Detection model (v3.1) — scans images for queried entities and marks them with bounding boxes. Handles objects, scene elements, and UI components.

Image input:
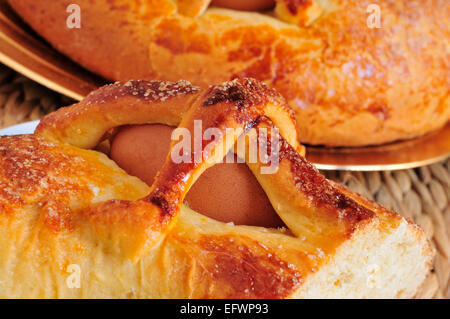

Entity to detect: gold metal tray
[0,0,104,100]
[0,1,448,171]
[307,124,450,171]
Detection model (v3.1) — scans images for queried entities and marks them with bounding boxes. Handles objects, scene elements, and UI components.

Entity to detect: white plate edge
[0,120,40,136]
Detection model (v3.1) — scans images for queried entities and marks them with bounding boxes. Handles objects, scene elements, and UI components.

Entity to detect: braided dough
[109,124,286,227]
[0,78,432,298]
[9,0,450,146]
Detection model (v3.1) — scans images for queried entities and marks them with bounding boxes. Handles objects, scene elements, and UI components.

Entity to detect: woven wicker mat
[0,63,449,299]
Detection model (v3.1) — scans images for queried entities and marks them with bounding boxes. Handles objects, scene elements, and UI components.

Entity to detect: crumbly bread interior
[0,79,433,298]
[298,218,431,298]
[0,137,431,298]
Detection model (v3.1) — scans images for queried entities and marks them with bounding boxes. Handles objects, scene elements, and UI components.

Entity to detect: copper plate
[0,1,448,171]
[306,124,450,171]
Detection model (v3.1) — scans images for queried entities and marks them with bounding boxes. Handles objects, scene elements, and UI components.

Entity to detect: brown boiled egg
[211,0,276,11]
[110,124,284,228]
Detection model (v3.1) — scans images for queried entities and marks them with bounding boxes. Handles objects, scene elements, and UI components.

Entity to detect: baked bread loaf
[0,78,432,298]
[108,123,288,228]
[8,0,450,146]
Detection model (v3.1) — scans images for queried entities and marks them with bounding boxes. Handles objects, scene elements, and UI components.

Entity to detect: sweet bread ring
[0,78,432,298]
[36,79,300,152]
[8,0,450,146]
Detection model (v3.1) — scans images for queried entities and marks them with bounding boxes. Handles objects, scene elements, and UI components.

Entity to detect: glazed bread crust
[0,79,432,298]
[9,0,450,146]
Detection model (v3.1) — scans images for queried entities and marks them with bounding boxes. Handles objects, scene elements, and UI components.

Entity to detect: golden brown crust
[1,79,433,298]
[36,80,202,148]
[178,0,211,17]
[170,233,304,298]
[9,0,450,146]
